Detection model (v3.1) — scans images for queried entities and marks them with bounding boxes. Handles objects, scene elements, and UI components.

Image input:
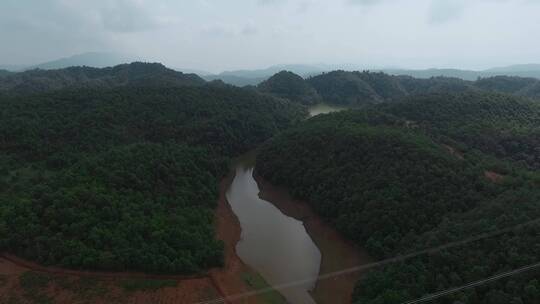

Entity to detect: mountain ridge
[0,62,206,94]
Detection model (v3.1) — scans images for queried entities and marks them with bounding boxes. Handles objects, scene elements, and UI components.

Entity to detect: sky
[0,0,539,73]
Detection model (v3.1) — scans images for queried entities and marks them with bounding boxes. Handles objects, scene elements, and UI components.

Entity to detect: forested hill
[309,71,540,106]
[0,86,306,273]
[377,92,540,169]
[307,70,410,104]
[0,69,11,77]
[256,70,540,106]
[0,62,206,94]
[476,76,540,98]
[256,92,540,303]
[257,70,322,105]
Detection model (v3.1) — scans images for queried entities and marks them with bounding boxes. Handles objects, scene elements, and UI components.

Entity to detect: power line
[402,261,540,304]
[194,218,540,304]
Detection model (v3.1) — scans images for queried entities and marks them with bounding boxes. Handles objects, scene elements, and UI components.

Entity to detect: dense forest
[377,93,540,169]
[3,64,540,104]
[0,85,306,273]
[309,70,540,106]
[0,62,206,95]
[257,71,322,105]
[2,62,540,300]
[256,70,540,107]
[256,92,540,303]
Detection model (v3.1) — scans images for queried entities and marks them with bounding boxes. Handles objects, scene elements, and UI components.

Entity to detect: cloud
[347,0,387,6]
[99,0,165,33]
[257,0,285,6]
[200,24,236,37]
[1,0,539,71]
[241,23,259,36]
[295,1,314,14]
[428,0,466,24]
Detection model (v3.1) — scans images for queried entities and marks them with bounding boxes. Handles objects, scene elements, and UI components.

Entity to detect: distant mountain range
[0,52,140,72]
[204,64,540,86]
[203,64,326,86]
[26,52,138,70]
[2,61,540,104]
[2,52,540,87]
[382,65,540,81]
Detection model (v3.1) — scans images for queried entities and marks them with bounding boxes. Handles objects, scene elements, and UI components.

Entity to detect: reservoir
[224,104,367,304]
[226,160,321,304]
[308,103,350,117]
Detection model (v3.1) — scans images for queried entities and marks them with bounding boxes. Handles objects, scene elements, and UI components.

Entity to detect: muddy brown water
[227,160,321,304]
[224,104,367,304]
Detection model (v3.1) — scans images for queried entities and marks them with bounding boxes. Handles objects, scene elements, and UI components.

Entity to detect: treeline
[377,92,540,170]
[257,71,322,105]
[0,62,206,95]
[5,64,540,105]
[0,85,306,273]
[256,91,540,303]
[256,70,540,107]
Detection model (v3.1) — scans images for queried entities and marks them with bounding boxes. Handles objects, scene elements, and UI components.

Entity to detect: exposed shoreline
[255,174,373,304]
[0,154,369,304]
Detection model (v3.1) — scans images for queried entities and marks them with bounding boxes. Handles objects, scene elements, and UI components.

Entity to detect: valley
[2,2,540,303]
[0,63,539,304]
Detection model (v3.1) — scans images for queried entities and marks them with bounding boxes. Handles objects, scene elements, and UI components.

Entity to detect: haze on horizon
[1,0,539,73]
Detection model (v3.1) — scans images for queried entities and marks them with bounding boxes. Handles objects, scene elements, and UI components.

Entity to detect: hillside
[0,62,206,94]
[304,70,540,106]
[306,71,385,105]
[199,63,540,87]
[256,92,540,303]
[0,86,306,273]
[204,64,325,86]
[377,92,540,169]
[257,71,322,105]
[0,69,11,77]
[306,71,479,106]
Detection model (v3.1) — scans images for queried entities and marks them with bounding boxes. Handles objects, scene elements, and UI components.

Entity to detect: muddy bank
[256,175,373,304]
[226,163,320,304]
[0,255,221,304]
[210,173,287,304]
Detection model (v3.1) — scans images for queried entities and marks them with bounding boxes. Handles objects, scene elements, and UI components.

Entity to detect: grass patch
[119,278,178,292]
[19,271,50,291]
[19,271,53,304]
[52,276,108,299]
[241,272,287,304]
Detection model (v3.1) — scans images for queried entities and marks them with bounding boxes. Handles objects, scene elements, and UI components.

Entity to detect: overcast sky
[1,0,539,72]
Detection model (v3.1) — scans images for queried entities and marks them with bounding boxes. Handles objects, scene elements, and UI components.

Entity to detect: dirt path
[0,255,220,304]
[484,170,505,183]
[256,175,373,304]
[0,253,208,281]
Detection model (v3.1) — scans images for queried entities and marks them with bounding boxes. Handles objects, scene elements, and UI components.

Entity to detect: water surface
[226,162,321,304]
[308,103,350,117]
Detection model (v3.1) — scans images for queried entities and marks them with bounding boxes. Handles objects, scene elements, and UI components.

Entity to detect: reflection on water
[308,103,350,117]
[226,163,321,304]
